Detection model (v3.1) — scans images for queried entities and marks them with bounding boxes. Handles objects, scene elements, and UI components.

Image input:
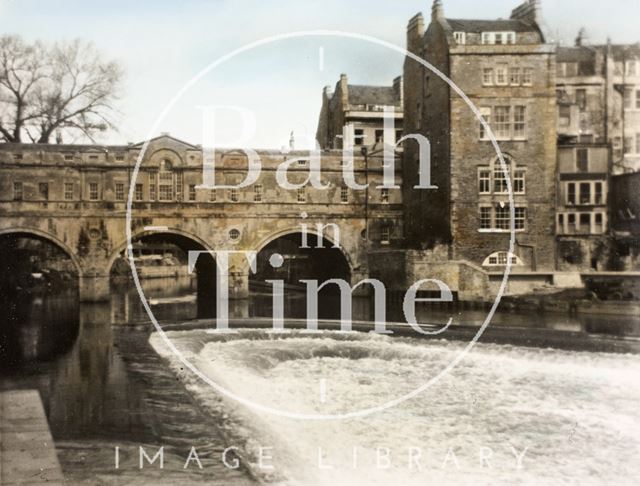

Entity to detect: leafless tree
[0,35,123,143]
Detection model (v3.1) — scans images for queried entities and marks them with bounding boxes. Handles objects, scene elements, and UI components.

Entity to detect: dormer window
[481,31,516,45]
[453,32,466,45]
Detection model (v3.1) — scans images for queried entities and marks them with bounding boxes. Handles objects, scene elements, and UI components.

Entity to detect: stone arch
[253,226,356,272]
[108,227,218,318]
[0,227,83,277]
[108,227,215,272]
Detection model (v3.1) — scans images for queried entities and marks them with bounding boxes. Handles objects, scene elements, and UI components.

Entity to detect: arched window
[478,156,526,195]
[158,159,174,201]
[482,251,524,267]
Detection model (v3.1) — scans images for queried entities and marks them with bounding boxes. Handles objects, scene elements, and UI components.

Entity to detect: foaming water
[150,329,640,485]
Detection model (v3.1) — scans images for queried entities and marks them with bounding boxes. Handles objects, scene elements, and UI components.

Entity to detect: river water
[2,277,640,485]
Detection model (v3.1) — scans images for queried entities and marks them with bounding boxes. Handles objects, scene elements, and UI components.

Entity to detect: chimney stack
[575,28,588,47]
[432,0,444,22]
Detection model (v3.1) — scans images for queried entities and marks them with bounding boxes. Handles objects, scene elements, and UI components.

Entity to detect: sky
[2,0,639,149]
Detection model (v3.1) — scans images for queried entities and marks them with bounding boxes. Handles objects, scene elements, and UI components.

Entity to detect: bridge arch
[108,227,218,319]
[0,227,83,277]
[108,227,215,272]
[253,226,356,272]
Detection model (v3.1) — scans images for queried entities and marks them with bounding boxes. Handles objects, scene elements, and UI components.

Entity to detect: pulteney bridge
[0,135,404,304]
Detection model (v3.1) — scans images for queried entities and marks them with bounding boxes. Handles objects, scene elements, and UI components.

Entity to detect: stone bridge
[0,135,404,302]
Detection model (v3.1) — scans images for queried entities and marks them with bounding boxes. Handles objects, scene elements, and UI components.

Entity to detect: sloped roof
[347,85,400,106]
[446,18,537,33]
[557,46,597,75]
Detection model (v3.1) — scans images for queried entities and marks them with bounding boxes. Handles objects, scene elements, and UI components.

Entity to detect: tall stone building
[402,0,557,271]
[315,74,404,150]
[556,33,640,174]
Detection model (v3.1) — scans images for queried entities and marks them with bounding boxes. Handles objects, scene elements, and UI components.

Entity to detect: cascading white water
[150,329,640,485]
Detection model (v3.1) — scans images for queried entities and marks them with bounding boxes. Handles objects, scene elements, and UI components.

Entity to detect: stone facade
[403,0,557,272]
[0,135,404,301]
[315,74,404,150]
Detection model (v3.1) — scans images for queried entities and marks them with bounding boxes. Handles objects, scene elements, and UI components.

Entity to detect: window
[149,172,157,201]
[39,182,49,200]
[229,188,239,202]
[340,185,349,203]
[64,182,74,200]
[229,229,241,241]
[568,213,576,227]
[64,153,73,161]
[513,106,526,138]
[594,213,605,233]
[297,159,308,166]
[495,65,508,86]
[594,182,603,204]
[381,188,389,203]
[479,170,491,194]
[567,182,576,205]
[624,89,632,109]
[479,107,491,139]
[494,161,510,194]
[495,204,510,230]
[493,106,511,138]
[479,205,526,232]
[158,164,173,201]
[514,207,527,230]
[577,148,589,172]
[135,184,143,201]
[254,184,263,202]
[380,225,391,244]
[627,60,637,76]
[522,68,533,86]
[579,182,591,205]
[559,105,571,127]
[453,31,466,44]
[13,153,23,160]
[87,182,97,201]
[115,183,125,201]
[483,252,523,267]
[482,68,493,86]
[513,170,526,194]
[575,89,587,112]
[509,68,521,85]
[188,185,196,201]
[481,31,515,45]
[354,129,364,146]
[579,213,591,232]
[13,182,23,201]
[210,189,217,202]
[636,90,640,109]
[175,171,183,201]
[480,207,491,229]
[558,213,565,233]
[625,137,633,154]
[375,129,384,143]
[115,154,125,161]
[613,137,623,159]
[297,187,306,203]
[89,155,98,160]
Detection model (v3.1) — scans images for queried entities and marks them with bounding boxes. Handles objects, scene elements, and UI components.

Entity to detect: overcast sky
[2,0,639,148]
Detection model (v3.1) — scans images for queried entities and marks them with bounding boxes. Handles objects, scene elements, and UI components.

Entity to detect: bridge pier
[79,274,111,302]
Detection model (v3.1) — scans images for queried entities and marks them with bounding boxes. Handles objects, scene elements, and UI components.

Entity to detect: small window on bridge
[88,183,98,201]
[297,187,306,203]
[340,185,349,203]
[64,183,74,200]
[13,182,23,201]
[229,188,239,202]
[254,184,263,202]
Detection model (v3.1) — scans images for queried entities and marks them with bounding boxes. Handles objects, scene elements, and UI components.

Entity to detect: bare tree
[0,35,123,143]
